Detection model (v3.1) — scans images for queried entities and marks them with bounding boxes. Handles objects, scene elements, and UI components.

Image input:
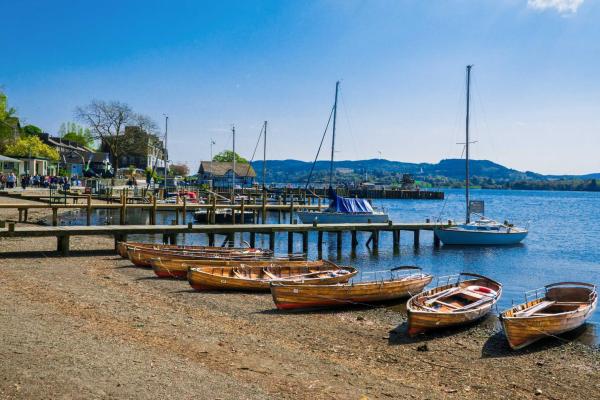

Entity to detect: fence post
[120,193,126,225]
[52,207,58,226]
[182,196,187,225]
[240,198,245,224]
[86,194,92,226]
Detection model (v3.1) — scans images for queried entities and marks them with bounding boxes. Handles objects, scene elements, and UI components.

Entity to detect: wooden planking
[187,262,357,292]
[0,222,446,238]
[270,274,433,310]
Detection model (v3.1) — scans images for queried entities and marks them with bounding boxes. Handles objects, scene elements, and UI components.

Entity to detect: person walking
[7,172,16,189]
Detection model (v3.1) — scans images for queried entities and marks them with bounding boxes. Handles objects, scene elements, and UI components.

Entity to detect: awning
[0,155,22,163]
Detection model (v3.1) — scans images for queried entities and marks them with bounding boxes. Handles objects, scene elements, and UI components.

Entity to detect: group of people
[0,173,83,190]
[0,172,17,189]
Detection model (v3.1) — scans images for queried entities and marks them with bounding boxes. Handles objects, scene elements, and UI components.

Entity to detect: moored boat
[127,246,277,268]
[407,272,502,336]
[270,266,432,310]
[433,65,527,246]
[117,241,270,259]
[150,257,321,279]
[187,261,357,292]
[500,282,597,350]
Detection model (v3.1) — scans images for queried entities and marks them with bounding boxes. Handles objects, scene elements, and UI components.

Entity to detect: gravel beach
[1,197,599,399]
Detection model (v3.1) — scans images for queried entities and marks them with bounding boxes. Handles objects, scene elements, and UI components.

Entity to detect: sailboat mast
[262,121,267,191]
[232,125,236,196]
[329,81,340,189]
[465,65,472,223]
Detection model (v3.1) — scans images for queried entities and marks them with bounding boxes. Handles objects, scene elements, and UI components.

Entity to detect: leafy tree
[0,91,20,152]
[5,136,59,160]
[170,163,190,176]
[22,124,43,137]
[212,150,248,164]
[59,122,95,148]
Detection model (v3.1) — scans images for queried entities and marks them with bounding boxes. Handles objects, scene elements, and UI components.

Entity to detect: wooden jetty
[0,195,328,226]
[0,222,447,256]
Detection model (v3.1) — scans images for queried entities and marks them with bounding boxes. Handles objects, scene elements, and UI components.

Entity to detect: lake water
[57,188,600,342]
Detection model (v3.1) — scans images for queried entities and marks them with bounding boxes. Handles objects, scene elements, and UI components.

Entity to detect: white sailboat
[297,81,389,224]
[434,66,528,245]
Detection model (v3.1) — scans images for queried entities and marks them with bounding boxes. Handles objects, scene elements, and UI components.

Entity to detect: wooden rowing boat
[187,261,357,292]
[406,272,502,336]
[270,266,433,310]
[150,257,323,279]
[500,282,597,350]
[117,241,271,259]
[127,246,276,268]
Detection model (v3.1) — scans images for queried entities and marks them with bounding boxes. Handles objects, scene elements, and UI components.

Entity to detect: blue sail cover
[328,195,374,213]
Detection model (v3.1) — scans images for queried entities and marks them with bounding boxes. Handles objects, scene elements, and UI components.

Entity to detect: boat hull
[127,247,272,268]
[406,275,502,336]
[271,275,432,310]
[296,211,389,224]
[500,283,597,349]
[150,258,324,279]
[434,228,527,245]
[187,263,357,292]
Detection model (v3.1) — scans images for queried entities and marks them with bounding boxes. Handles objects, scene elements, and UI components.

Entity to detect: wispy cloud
[527,0,584,14]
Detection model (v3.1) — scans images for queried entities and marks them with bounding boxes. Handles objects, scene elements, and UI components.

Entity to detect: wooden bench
[515,300,556,317]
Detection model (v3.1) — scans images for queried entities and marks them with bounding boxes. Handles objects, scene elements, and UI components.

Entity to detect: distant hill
[251,158,600,189]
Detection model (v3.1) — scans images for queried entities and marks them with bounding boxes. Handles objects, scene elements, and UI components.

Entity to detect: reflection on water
[54,189,600,345]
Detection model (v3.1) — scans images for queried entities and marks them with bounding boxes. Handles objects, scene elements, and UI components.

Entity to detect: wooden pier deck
[0,222,446,256]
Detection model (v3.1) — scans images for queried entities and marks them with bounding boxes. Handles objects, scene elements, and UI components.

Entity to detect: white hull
[297,211,389,224]
[434,227,527,245]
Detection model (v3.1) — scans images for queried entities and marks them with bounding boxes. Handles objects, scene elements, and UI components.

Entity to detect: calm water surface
[58,189,600,341]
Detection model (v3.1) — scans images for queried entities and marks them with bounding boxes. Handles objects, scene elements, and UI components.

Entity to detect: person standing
[7,172,16,189]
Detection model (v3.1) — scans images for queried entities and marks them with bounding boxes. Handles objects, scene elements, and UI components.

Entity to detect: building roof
[199,161,256,178]
[0,155,22,163]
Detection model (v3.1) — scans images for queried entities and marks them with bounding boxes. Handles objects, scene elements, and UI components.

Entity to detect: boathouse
[197,161,256,189]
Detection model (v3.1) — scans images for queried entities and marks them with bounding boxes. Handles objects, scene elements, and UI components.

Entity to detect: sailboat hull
[297,211,389,224]
[434,228,527,245]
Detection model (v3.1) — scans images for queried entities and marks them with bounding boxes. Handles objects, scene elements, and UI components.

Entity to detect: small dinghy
[270,266,432,310]
[407,272,502,336]
[187,261,357,292]
[151,257,318,279]
[500,282,597,350]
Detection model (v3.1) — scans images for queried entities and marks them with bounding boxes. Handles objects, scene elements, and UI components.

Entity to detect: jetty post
[86,194,92,226]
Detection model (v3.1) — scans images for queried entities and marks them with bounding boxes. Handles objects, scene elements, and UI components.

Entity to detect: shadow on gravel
[0,249,116,259]
[481,324,591,358]
[387,317,493,346]
[256,304,376,315]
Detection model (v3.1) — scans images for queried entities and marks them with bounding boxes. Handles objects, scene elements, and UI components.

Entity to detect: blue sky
[2,0,599,174]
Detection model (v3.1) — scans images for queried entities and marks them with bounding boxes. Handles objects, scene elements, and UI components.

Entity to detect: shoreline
[1,234,599,399]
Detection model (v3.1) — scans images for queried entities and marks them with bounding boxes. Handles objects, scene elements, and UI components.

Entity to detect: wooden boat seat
[514,300,556,317]
[424,287,460,306]
[458,296,494,311]
[432,299,460,309]
[553,301,587,306]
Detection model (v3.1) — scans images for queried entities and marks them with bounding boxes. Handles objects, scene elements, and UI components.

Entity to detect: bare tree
[75,100,134,171]
[132,113,158,134]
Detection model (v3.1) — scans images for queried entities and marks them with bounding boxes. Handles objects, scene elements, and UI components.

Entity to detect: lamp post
[163,114,168,193]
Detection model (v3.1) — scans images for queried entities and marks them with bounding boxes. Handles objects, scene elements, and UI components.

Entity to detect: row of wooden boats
[119,242,597,350]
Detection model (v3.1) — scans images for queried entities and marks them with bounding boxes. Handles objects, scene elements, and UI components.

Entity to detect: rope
[244,124,265,177]
[305,105,335,190]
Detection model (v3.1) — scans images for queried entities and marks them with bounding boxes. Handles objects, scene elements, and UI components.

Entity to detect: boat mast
[231,124,236,196]
[329,81,340,189]
[465,65,472,223]
[262,121,267,192]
